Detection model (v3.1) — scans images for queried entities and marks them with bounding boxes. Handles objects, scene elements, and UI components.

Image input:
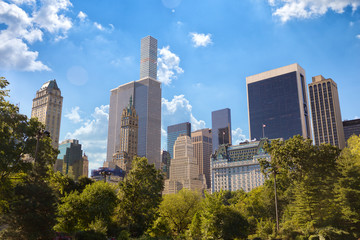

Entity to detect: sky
[1,0,360,172]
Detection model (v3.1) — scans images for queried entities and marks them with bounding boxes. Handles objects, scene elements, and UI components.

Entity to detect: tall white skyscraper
[106,36,161,168]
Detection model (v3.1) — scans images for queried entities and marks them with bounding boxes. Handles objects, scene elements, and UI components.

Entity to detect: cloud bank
[65,105,109,171]
[0,0,73,71]
[157,46,184,85]
[268,0,360,22]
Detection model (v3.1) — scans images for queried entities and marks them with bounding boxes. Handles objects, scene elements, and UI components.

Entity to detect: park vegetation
[1,77,360,239]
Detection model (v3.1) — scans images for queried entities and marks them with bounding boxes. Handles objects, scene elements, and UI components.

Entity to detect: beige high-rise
[163,135,206,194]
[82,153,89,177]
[308,75,345,149]
[192,128,212,189]
[31,80,63,149]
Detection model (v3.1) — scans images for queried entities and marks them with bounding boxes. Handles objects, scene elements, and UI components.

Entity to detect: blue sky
[1,0,360,171]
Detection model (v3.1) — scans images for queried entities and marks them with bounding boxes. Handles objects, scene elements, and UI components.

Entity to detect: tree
[150,189,201,238]
[261,136,342,237]
[0,181,57,240]
[188,191,249,240]
[55,181,117,235]
[336,135,360,238]
[114,157,164,237]
[1,77,59,239]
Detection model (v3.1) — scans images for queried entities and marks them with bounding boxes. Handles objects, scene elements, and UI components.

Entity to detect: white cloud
[268,0,360,22]
[65,105,109,170]
[161,127,167,137]
[65,106,82,123]
[162,95,205,131]
[190,32,213,47]
[33,0,72,33]
[356,34,360,39]
[0,0,73,71]
[161,95,206,149]
[77,11,87,21]
[232,128,248,145]
[94,22,104,30]
[157,46,184,85]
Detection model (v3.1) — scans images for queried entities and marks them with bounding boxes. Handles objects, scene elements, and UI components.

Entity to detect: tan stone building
[308,75,345,149]
[109,97,138,172]
[163,135,206,195]
[31,80,63,149]
[192,128,212,189]
[82,153,89,177]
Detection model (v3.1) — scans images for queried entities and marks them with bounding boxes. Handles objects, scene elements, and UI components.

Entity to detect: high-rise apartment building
[57,139,84,181]
[192,128,212,189]
[111,97,138,172]
[343,119,360,143]
[246,63,311,140]
[167,122,191,159]
[211,108,232,152]
[211,139,270,193]
[308,75,345,149]
[106,36,161,168]
[31,80,63,148]
[163,135,206,194]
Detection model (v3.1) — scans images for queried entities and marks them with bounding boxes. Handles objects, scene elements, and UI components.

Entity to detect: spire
[127,95,133,114]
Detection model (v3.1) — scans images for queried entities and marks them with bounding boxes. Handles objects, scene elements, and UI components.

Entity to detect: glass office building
[167,122,191,159]
[211,108,232,153]
[57,139,84,180]
[246,63,311,140]
[343,119,360,144]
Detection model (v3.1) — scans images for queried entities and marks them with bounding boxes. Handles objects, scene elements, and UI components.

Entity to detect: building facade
[31,80,63,149]
[161,150,171,179]
[57,139,84,181]
[211,108,232,153]
[110,97,139,172]
[106,36,161,168]
[211,139,269,193]
[82,153,89,177]
[163,135,206,195]
[343,119,360,143]
[192,128,212,189]
[246,63,312,141]
[308,75,345,149]
[167,122,191,159]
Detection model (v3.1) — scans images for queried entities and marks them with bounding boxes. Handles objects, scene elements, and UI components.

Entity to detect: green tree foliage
[50,171,94,198]
[187,191,249,240]
[261,136,343,238]
[0,181,57,240]
[1,77,59,239]
[336,135,360,238]
[55,181,117,235]
[150,189,201,238]
[235,186,274,234]
[115,157,164,237]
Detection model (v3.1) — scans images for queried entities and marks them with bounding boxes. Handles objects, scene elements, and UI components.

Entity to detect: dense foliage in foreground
[1,77,360,239]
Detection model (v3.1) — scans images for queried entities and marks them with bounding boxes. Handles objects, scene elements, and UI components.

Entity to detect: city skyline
[2,0,360,171]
